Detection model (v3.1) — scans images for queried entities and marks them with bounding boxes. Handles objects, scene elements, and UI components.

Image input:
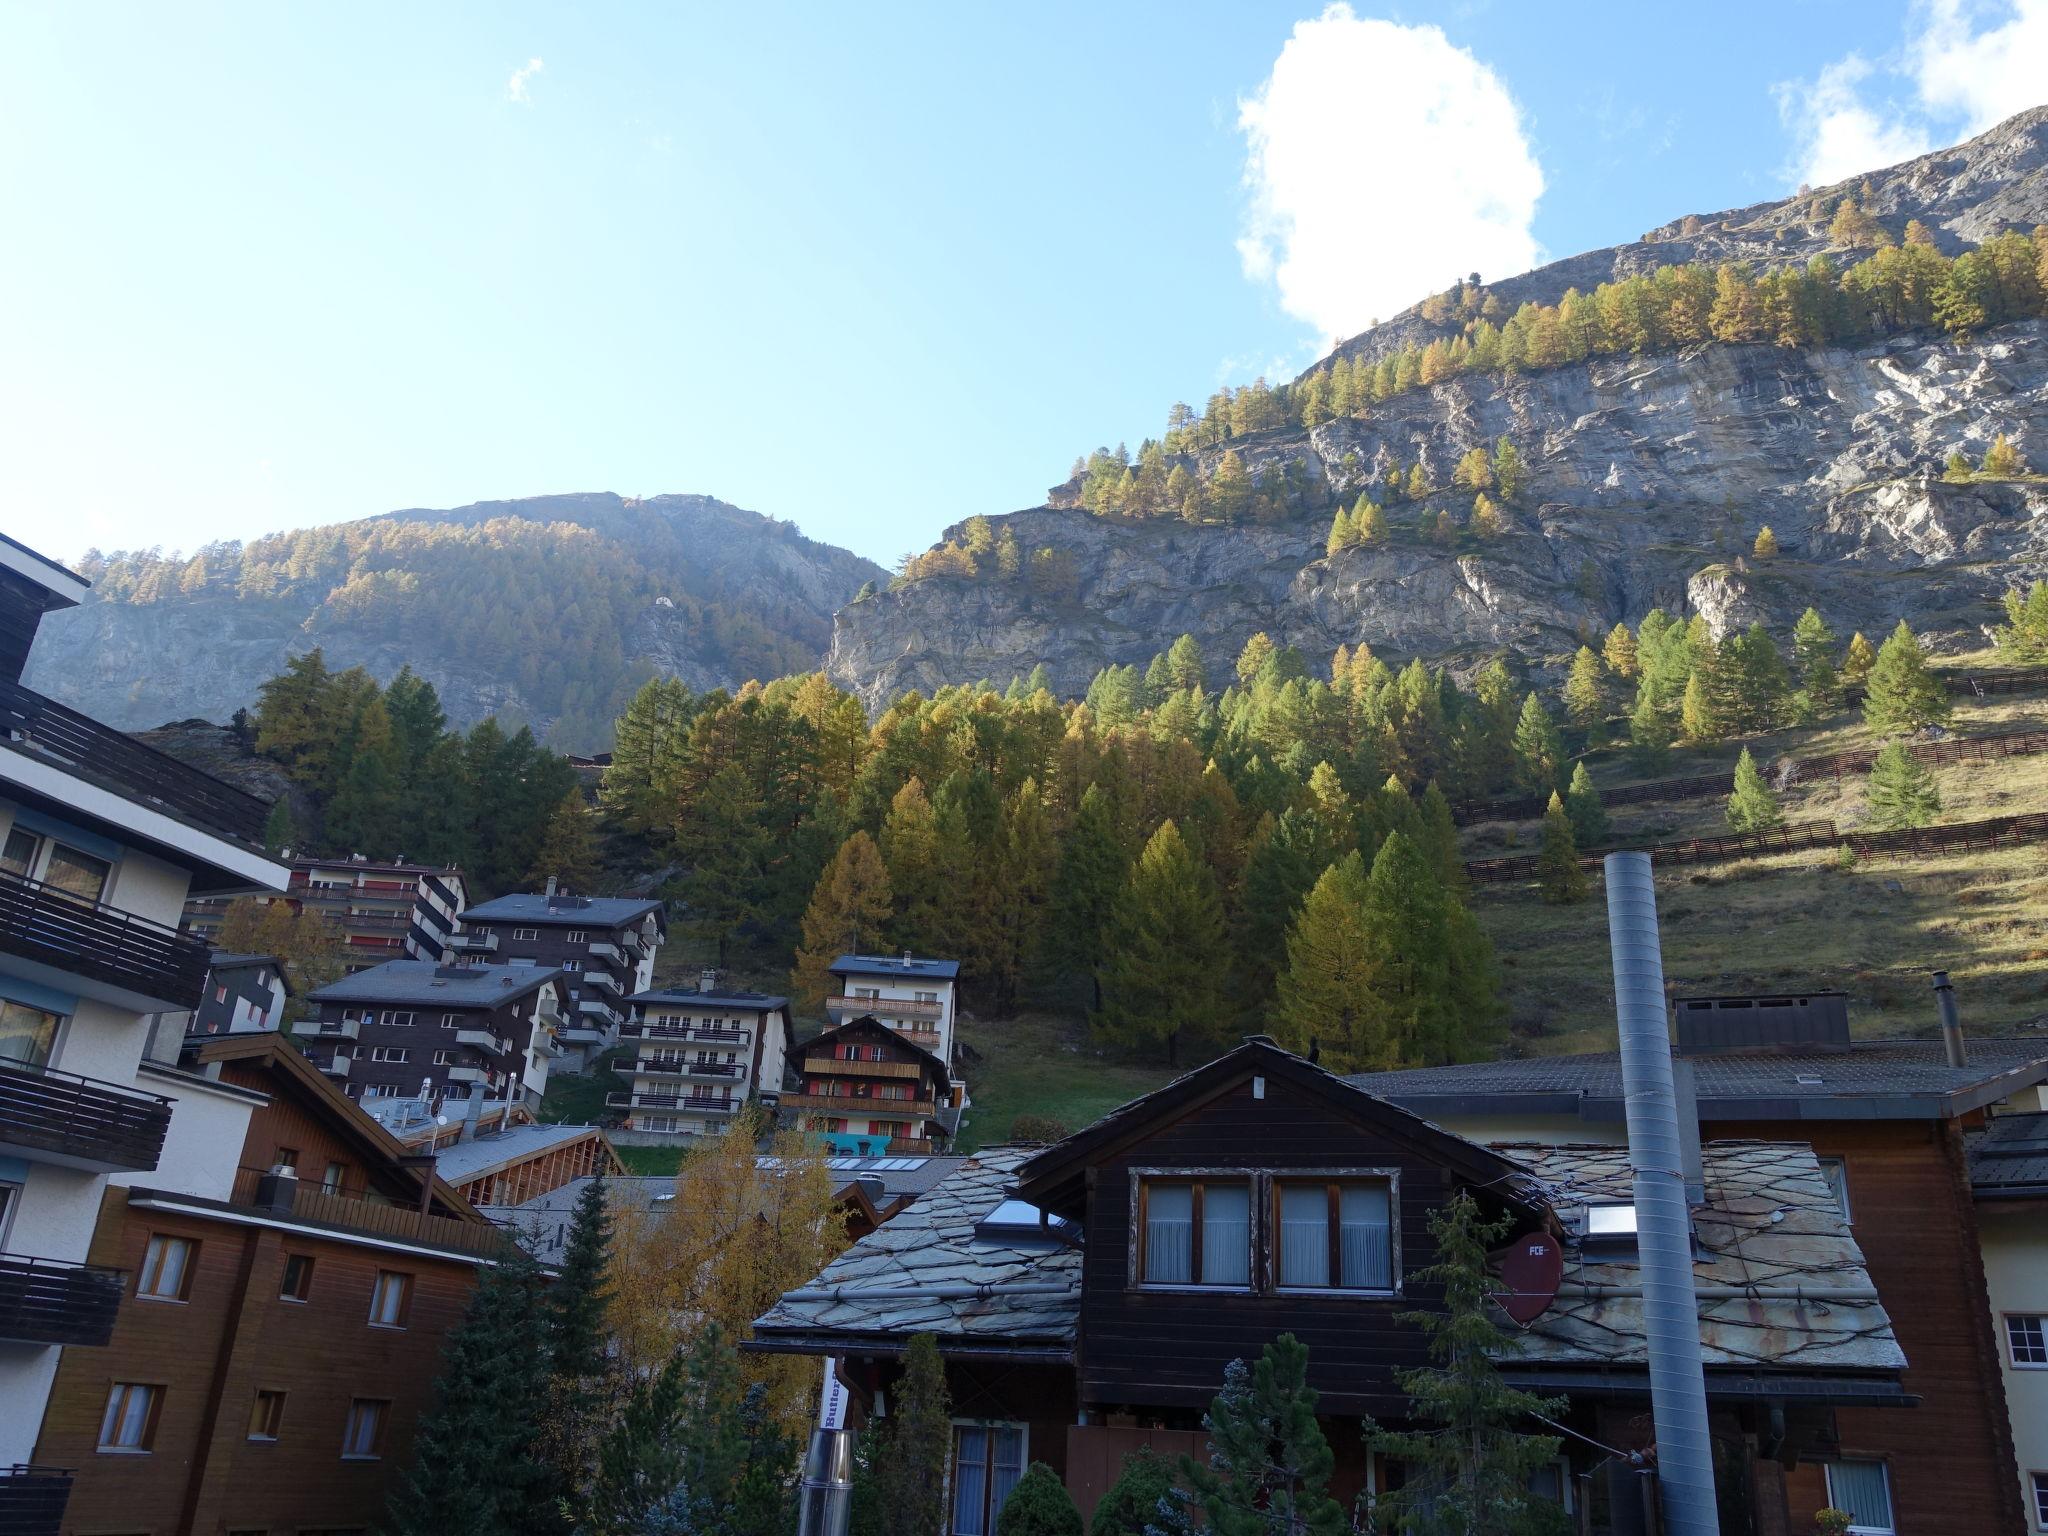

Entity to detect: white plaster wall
[1979,1204,2048,1526]
[0,1348,61,1465]
[114,1075,254,1201]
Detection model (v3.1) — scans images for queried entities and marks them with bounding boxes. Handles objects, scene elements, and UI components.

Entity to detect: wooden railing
[0,865,211,1010]
[781,1091,936,1116]
[226,1165,509,1258]
[0,1060,170,1172]
[802,1058,925,1080]
[827,994,943,1020]
[0,676,269,845]
[0,1253,126,1347]
[1466,821,1842,884]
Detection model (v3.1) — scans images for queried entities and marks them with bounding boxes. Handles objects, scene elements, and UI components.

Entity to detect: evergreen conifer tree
[1564,762,1607,846]
[1511,693,1562,791]
[1087,1449,1189,1536]
[1628,681,1671,773]
[872,1333,951,1536]
[1044,786,1129,1011]
[1096,821,1229,1064]
[526,790,602,892]
[262,796,298,855]
[1493,436,1527,501]
[1180,1335,1348,1536]
[1365,1193,1567,1536]
[1272,853,1387,1071]
[1945,448,1975,481]
[1995,583,2048,662]
[538,1177,614,1519]
[1725,747,1783,833]
[1865,742,1942,829]
[1561,646,1606,735]
[1862,621,1951,733]
[1537,793,1586,905]
[996,1463,1084,1536]
[1792,607,1842,708]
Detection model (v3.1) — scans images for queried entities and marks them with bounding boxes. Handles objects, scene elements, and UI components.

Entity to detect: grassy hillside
[1466,679,2048,1053]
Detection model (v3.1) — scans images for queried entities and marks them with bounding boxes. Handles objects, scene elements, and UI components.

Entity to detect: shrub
[997,1461,1082,1536]
[1089,1448,1186,1536]
[1009,1114,1073,1146]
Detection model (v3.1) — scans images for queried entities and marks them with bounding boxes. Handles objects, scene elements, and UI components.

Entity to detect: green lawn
[612,1145,687,1176]
[952,1012,1179,1153]
[537,1047,629,1125]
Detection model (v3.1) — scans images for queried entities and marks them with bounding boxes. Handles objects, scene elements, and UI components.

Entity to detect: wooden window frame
[1268,1170,1402,1296]
[367,1270,412,1330]
[947,1418,1029,1536]
[97,1381,165,1453]
[247,1388,288,1442]
[135,1233,197,1303]
[279,1253,315,1303]
[341,1397,390,1461]
[1128,1169,1255,1292]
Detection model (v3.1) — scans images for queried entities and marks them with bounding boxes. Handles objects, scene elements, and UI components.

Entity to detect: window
[440,1012,459,1028]
[280,1253,315,1302]
[0,826,37,876]
[369,1047,410,1063]
[950,1423,1026,1536]
[433,1049,455,1065]
[561,958,582,971]
[368,1271,411,1328]
[247,1389,287,1441]
[1138,1178,1251,1287]
[916,990,939,1004]
[640,1116,679,1132]
[1819,1158,1853,1222]
[565,929,587,943]
[1274,1179,1396,1291]
[1824,1460,1894,1535]
[0,998,63,1068]
[511,927,540,941]
[341,1398,388,1459]
[275,1146,300,1171]
[44,844,112,904]
[215,984,230,1004]
[2032,1471,2048,1530]
[2009,1314,2048,1367]
[98,1382,162,1451]
[377,1010,415,1028]
[136,1234,196,1301]
[322,1162,346,1195]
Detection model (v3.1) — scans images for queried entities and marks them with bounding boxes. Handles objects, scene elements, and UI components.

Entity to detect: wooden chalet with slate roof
[783,1014,957,1155]
[756,1037,1907,1532]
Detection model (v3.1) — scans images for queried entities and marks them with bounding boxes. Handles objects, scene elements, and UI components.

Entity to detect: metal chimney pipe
[796,1359,855,1536]
[1604,852,1720,1536]
[1932,970,1967,1069]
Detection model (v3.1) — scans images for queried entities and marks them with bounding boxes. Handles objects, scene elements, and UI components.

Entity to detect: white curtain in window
[952,1426,989,1535]
[1144,1185,1193,1283]
[1202,1184,1251,1285]
[1340,1184,1393,1289]
[990,1427,1026,1519]
[1279,1185,1329,1286]
[1826,1461,1892,1532]
[152,1238,188,1297]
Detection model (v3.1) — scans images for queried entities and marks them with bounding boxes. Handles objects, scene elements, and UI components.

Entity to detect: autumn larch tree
[526,790,603,893]
[1537,793,1587,906]
[791,831,893,1011]
[1096,820,1229,1065]
[1271,852,1388,1072]
[1511,693,1563,792]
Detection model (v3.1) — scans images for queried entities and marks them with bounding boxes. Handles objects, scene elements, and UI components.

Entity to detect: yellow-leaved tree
[608,1109,850,1440]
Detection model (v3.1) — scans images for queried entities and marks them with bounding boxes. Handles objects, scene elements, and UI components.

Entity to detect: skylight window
[1586,1203,1638,1239]
[975,1198,1078,1246]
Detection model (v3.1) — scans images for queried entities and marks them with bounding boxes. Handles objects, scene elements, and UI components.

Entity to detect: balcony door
[2,827,111,905]
[0,999,63,1068]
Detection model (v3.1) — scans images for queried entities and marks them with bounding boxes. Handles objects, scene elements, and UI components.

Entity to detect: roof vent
[1673,992,1850,1057]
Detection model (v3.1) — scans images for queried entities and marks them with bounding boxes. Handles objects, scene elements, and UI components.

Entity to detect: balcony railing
[780,1091,936,1117]
[221,1167,509,1259]
[447,930,498,953]
[317,1055,352,1079]
[625,1021,749,1044]
[588,941,624,964]
[0,1466,73,1536]
[827,994,944,1021]
[0,1253,126,1347]
[301,1017,361,1041]
[0,1060,170,1172]
[0,865,212,1012]
[0,677,269,846]
[607,1092,741,1113]
[453,1029,507,1053]
[631,1058,745,1080]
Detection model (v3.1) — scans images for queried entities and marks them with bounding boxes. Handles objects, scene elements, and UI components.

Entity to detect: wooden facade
[790,1017,952,1150]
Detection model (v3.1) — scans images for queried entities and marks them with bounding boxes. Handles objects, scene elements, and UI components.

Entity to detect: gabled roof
[308,958,565,1009]
[1014,1037,1547,1219]
[206,952,294,993]
[428,1122,617,1185]
[794,1016,949,1078]
[462,891,666,933]
[1351,1037,2048,1123]
[829,953,959,980]
[632,987,789,1012]
[1969,1111,2048,1198]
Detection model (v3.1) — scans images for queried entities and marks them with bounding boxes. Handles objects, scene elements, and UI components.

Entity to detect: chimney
[901,949,912,963]
[1932,970,1967,1068]
[545,874,558,901]
[254,1163,299,1214]
[699,968,719,994]
[1605,852,1720,1536]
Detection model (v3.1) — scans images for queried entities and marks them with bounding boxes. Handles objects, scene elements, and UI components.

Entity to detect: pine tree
[1564,762,1607,846]
[873,1333,951,1536]
[1792,607,1842,708]
[1537,793,1587,905]
[1628,681,1671,774]
[997,1463,1084,1536]
[1272,853,1388,1072]
[261,796,298,855]
[1087,1448,1189,1536]
[1944,448,1974,482]
[1561,646,1606,734]
[1865,741,1942,830]
[1180,1335,1348,1536]
[1511,693,1562,791]
[1680,669,1719,744]
[1725,747,1783,833]
[1096,821,1229,1064]
[1721,622,1791,734]
[1365,1193,1566,1536]
[1983,432,2027,477]
[791,832,894,1011]
[1862,621,1951,733]
[1602,621,1639,680]
[1044,786,1129,1010]
[385,1246,553,1536]
[526,791,602,892]
[1753,524,1779,558]
[1366,833,1497,1066]
[1354,498,1389,545]
[538,1177,614,1519]
[1995,582,2048,662]
[1164,633,1208,690]
[1492,437,1527,501]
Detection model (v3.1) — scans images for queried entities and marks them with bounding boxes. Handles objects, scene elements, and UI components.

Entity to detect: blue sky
[2,2,2043,569]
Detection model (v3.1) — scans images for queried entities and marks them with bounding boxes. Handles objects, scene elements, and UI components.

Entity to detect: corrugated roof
[429,1122,605,1183]
[752,1148,1077,1348]
[1502,1140,1904,1375]
[308,958,564,1007]
[463,892,664,929]
[1352,1038,2048,1120]
[829,954,959,980]
[1968,1111,2048,1194]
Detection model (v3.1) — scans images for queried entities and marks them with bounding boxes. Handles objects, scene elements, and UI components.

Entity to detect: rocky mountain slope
[28,493,885,749]
[827,110,2048,707]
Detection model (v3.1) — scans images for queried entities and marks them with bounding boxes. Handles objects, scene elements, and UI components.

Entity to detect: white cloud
[1778,1,2048,188]
[506,57,544,104]
[1235,4,1544,346]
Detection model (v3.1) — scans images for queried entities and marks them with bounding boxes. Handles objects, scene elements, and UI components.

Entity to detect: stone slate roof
[308,958,564,1008]
[829,953,959,980]
[631,988,789,1011]
[1968,1111,2048,1195]
[462,892,665,930]
[1503,1140,1905,1378]
[1352,1038,2048,1121]
[752,1147,1078,1354]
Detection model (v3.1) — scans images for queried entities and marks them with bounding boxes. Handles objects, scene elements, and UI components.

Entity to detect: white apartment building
[611,984,790,1139]
[824,953,959,1065]
[0,533,290,1493]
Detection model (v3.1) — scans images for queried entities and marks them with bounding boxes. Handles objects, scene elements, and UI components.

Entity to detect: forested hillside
[27,493,885,749]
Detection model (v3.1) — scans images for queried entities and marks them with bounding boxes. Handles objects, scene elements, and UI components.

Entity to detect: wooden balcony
[0,1466,73,1536]
[0,865,213,1013]
[780,1091,936,1117]
[607,1091,740,1114]
[0,1253,127,1347]
[0,676,269,846]
[827,994,943,1021]
[801,1057,924,1080]
[221,1167,507,1259]
[0,1060,170,1173]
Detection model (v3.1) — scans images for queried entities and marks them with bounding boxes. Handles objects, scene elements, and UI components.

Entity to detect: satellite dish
[435,1115,448,1127]
[1495,1231,1564,1326]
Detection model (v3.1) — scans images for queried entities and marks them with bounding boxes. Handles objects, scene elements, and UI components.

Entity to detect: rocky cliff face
[826,109,2048,707]
[828,325,2048,705]
[26,493,885,745]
